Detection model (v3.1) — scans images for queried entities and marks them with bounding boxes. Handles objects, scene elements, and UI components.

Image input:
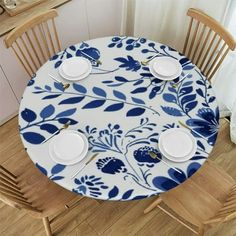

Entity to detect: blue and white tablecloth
[19,36,219,201]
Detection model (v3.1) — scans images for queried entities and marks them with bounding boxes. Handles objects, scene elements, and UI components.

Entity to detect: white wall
[0,66,18,125]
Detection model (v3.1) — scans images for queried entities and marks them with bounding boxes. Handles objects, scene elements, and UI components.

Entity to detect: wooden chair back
[4,9,61,77]
[0,165,40,214]
[183,8,236,81]
[205,184,236,225]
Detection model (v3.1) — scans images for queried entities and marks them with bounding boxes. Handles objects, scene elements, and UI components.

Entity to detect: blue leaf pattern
[93,87,107,97]
[21,108,37,122]
[56,108,76,117]
[82,100,106,109]
[131,97,145,105]
[127,108,145,116]
[40,105,55,119]
[55,61,62,68]
[59,97,85,105]
[113,90,126,100]
[108,186,119,198]
[58,118,78,125]
[163,94,177,103]
[51,176,64,181]
[161,106,184,116]
[104,103,124,112]
[54,82,64,91]
[122,189,134,200]
[43,94,61,100]
[115,76,128,82]
[51,164,66,175]
[131,87,147,94]
[36,163,48,176]
[73,84,87,93]
[40,124,58,134]
[22,132,45,144]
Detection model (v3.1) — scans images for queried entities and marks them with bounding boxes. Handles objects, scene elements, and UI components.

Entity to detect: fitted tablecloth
[19,36,219,201]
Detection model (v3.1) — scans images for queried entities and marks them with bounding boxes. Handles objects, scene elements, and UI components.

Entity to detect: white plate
[59,57,92,81]
[158,128,197,162]
[49,130,89,165]
[149,57,182,81]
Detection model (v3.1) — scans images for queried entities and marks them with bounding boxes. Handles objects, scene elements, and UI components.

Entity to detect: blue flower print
[186,107,219,144]
[84,124,123,153]
[114,56,141,71]
[152,162,201,191]
[133,146,161,164]
[73,175,108,197]
[50,43,101,68]
[76,47,100,66]
[96,157,127,174]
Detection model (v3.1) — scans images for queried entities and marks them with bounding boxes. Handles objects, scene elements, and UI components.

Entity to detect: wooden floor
[0,117,236,236]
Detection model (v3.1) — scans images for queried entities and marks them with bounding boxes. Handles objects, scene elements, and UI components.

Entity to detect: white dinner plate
[49,130,89,165]
[149,57,182,81]
[59,57,92,81]
[158,128,197,162]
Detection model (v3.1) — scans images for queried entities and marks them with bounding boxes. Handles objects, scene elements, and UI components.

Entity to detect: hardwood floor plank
[0,205,27,234]
[54,198,100,235]
[67,221,98,236]
[205,218,236,236]
[1,213,44,236]
[135,210,194,236]
[0,117,24,164]
[87,200,138,235]
[102,198,159,236]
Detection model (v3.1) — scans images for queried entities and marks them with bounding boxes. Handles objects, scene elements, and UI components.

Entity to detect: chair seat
[4,152,82,219]
[160,161,235,227]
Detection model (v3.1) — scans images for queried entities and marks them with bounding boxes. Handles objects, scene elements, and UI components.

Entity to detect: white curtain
[123,0,232,51]
[122,0,236,143]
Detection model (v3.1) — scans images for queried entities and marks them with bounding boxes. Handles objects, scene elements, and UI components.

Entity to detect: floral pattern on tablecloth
[19,36,219,200]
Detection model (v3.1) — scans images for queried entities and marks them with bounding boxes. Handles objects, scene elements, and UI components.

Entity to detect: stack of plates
[149,57,182,80]
[158,128,197,162]
[49,130,89,165]
[59,57,92,81]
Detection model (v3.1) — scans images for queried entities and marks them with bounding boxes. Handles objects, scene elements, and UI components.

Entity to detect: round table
[19,36,219,201]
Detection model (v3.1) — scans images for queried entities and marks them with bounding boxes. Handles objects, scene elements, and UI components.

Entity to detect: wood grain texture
[4,9,62,77]
[186,8,235,50]
[0,0,70,37]
[1,0,47,17]
[87,200,138,235]
[67,221,98,236]
[183,8,236,81]
[102,197,160,236]
[0,117,236,236]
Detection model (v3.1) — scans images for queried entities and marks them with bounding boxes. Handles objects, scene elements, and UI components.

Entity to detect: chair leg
[198,226,205,236]
[42,217,52,236]
[144,196,162,214]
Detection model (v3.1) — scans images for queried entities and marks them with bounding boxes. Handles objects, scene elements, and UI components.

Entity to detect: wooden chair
[0,162,84,236]
[183,8,236,81]
[4,9,61,77]
[144,160,236,235]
